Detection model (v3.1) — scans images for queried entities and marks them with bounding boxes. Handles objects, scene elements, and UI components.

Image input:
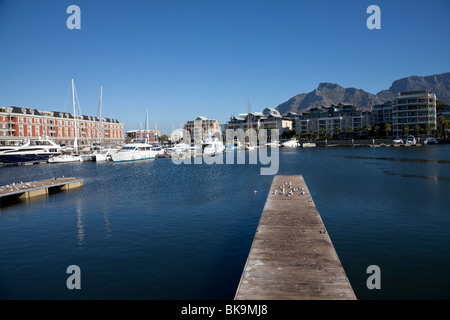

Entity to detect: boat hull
[0,152,60,164]
[111,151,156,162]
[48,155,83,163]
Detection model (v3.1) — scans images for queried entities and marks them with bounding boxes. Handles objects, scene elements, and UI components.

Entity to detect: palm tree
[334,126,341,138]
[403,124,410,136]
[320,128,325,138]
[383,123,392,137]
[413,124,421,136]
[364,123,372,137]
[373,125,381,137]
[424,123,431,136]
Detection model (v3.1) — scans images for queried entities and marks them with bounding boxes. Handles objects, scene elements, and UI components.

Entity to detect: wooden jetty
[0,177,83,203]
[235,175,356,300]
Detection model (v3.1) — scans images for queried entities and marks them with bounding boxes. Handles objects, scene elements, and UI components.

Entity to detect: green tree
[373,125,381,137]
[437,115,446,137]
[403,124,410,135]
[320,128,325,137]
[159,134,169,142]
[424,123,431,136]
[383,123,392,137]
[436,99,447,111]
[364,123,372,137]
[334,126,341,138]
[413,124,421,136]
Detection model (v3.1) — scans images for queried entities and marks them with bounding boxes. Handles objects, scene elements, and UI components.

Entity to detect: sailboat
[48,79,83,163]
[245,99,257,150]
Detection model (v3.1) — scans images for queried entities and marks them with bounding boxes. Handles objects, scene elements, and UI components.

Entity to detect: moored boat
[405,135,416,145]
[110,143,156,162]
[424,137,438,145]
[0,138,61,164]
[281,138,298,147]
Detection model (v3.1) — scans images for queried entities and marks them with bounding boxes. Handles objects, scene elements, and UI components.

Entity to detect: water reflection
[76,201,84,247]
[382,170,450,182]
[337,155,450,164]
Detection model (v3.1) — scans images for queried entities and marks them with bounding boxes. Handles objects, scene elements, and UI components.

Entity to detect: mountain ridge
[275,72,450,115]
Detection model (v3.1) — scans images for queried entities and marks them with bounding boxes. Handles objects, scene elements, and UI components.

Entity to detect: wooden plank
[235,175,356,300]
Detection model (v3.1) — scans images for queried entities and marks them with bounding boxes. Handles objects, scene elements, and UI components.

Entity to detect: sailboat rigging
[48,78,83,163]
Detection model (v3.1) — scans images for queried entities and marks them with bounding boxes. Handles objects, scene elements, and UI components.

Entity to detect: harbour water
[1,145,449,300]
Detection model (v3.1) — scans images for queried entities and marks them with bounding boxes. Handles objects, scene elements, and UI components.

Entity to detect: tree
[373,125,381,137]
[437,115,446,137]
[334,126,341,138]
[403,124,410,135]
[383,123,392,137]
[159,134,169,142]
[424,123,431,136]
[436,99,447,111]
[364,123,372,137]
[413,124,421,136]
[320,128,326,137]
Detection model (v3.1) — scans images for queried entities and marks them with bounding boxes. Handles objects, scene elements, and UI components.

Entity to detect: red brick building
[0,106,124,146]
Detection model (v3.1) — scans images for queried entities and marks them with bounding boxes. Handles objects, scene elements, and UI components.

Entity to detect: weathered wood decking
[0,177,83,204]
[235,175,356,300]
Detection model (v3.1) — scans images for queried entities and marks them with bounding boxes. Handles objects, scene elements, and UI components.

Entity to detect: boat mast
[248,98,253,147]
[145,108,149,144]
[99,85,103,144]
[72,78,78,152]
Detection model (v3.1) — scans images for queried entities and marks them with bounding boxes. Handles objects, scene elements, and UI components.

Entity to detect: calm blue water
[1,145,449,300]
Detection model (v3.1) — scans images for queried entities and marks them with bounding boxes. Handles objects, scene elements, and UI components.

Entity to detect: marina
[235,175,356,300]
[1,0,449,305]
[0,146,449,299]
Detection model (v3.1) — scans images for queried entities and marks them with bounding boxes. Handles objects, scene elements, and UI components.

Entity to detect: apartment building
[392,90,437,136]
[0,106,124,146]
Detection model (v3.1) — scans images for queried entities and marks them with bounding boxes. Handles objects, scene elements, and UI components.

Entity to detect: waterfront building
[0,106,124,146]
[372,101,393,127]
[295,103,371,135]
[437,105,450,120]
[392,90,437,136]
[225,107,293,138]
[184,116,221,142]
[126,129,160,144]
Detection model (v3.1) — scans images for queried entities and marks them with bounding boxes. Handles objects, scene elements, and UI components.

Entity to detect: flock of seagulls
[272,181,306,197]
[0,176,68,193]
[0,181,39,192]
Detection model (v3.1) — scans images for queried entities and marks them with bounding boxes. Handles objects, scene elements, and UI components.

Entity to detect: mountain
[387,72,450,103]
[275,72,450,115]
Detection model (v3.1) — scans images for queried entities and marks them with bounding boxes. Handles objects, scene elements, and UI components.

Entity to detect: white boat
[301,142,316,147]
[94,147,118,161]
[392,137,404,145]
[245,144,256,151]
[95,152,109,162]
[110,143,156,162]
[203,136,225,156]
[171,143,190,155]
[152,145,166,156]
[424,137,438,145]
[266,142,280,147]
[48,153,83,163]
[281,138,298,147]
[0,138,61,164]
[405,136,416,145]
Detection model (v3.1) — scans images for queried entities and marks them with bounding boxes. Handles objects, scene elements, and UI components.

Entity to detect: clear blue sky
[1,0,449,134]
